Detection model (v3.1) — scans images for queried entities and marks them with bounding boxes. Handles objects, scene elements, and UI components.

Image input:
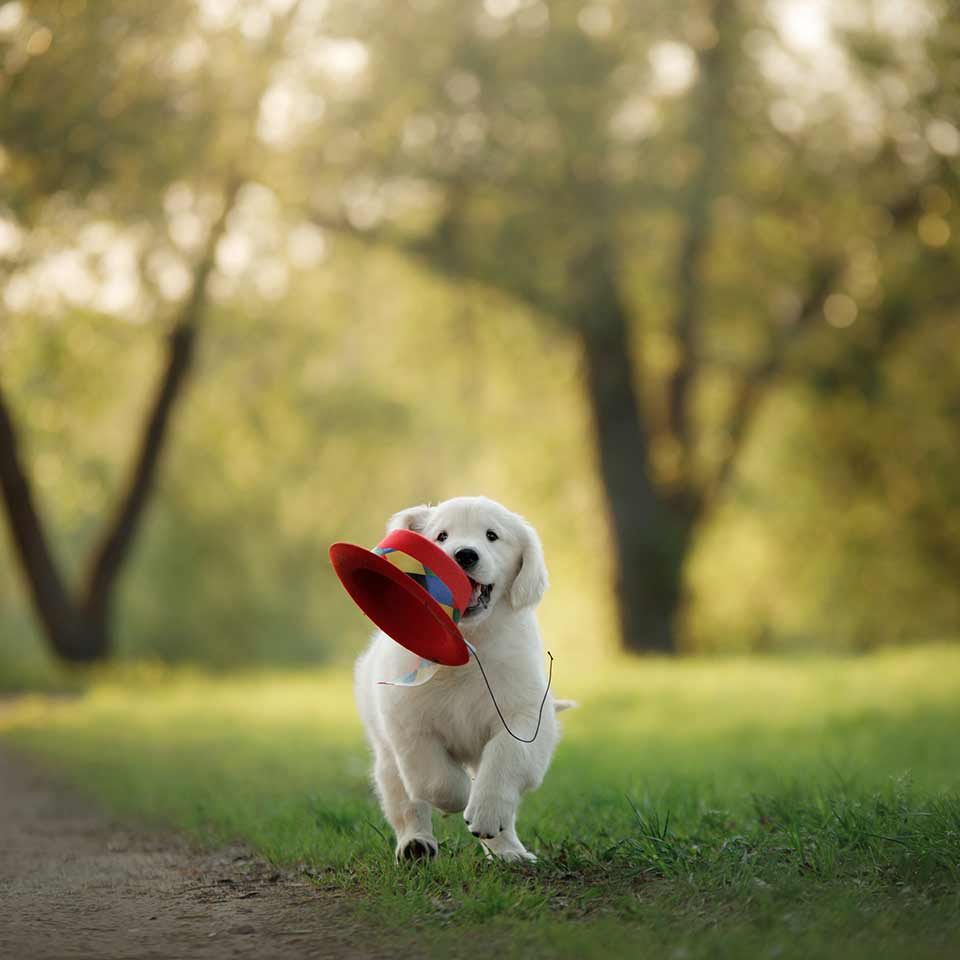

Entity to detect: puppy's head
[387,496,548,629]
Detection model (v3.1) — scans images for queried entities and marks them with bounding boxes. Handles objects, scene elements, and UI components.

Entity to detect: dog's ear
[510,520,549,609]
[387,504,434,534]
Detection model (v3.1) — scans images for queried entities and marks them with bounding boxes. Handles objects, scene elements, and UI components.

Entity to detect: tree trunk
[0,388,102,660]
[0,318,201,663]
[0,184,232,664]
[571,240,691,654]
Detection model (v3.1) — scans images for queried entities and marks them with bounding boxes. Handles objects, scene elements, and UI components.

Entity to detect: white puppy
[354,496,571,863]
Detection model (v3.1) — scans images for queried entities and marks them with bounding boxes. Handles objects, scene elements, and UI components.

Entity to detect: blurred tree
[301,0,957,653]
[0,202,232,660]
[0,0,296,661]
[1,0,956,669]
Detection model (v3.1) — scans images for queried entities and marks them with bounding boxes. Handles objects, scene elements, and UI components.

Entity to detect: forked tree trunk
[0,321,201,663]
[0,186,231,663]
[571,241,693,654]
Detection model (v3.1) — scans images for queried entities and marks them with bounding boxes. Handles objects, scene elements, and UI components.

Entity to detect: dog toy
[329,529,472,666]
[329,529,553,742]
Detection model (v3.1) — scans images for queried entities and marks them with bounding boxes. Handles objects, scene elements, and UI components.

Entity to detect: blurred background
[0,0,957,680]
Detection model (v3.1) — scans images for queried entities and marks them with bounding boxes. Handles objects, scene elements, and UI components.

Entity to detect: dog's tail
[553,698,578,713]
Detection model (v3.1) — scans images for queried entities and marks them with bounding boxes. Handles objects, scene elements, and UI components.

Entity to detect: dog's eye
[486,530,499,542]
[436,531,448,543]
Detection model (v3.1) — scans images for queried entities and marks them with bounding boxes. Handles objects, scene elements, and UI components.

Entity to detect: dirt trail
[0,745,395,959]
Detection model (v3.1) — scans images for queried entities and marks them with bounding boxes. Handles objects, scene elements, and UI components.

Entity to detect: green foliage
[3,647,959,958]
[691,310,960,650]
[0,258,604,667]
[0,0,215,219]
[1,0,958,665]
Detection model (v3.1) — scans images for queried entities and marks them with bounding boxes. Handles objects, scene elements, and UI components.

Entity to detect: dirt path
[0,745,397,959]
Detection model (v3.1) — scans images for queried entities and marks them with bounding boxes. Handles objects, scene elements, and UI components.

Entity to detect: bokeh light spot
[823,293,858,328]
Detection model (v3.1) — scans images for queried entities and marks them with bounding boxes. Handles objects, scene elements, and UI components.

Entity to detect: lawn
[2,646,959,959]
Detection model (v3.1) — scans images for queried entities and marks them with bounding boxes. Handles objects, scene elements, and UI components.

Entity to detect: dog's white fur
[354,496,570,863]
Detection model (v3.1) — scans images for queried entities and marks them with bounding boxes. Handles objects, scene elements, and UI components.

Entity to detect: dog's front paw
[485,844,537,864]
[396,834,438,862]
[463,792,513,840]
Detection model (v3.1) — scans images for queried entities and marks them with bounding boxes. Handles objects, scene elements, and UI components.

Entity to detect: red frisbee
[329,529,472,666]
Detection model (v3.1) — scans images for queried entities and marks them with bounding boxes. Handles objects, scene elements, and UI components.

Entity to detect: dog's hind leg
[372,740,437,861]
[394,735,471,816]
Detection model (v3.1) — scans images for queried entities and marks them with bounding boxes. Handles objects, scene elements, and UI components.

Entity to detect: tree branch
[79,178,241,637]
[75,0,304,644]
[698,256,841,514]
[697,177,931,516]
[665,0,732,474]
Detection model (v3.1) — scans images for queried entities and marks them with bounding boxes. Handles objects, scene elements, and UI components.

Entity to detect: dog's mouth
[464,579,493,617]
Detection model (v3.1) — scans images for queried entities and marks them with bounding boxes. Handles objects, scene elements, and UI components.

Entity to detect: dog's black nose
[454,548,479,570]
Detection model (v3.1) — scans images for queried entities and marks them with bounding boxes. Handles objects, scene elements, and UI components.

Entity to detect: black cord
[467,645,554,743]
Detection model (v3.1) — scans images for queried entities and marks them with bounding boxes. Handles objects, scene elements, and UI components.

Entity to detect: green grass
[2,647,960,958]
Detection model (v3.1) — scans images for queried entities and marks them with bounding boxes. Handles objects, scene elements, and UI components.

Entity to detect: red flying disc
[329,529,472,666]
